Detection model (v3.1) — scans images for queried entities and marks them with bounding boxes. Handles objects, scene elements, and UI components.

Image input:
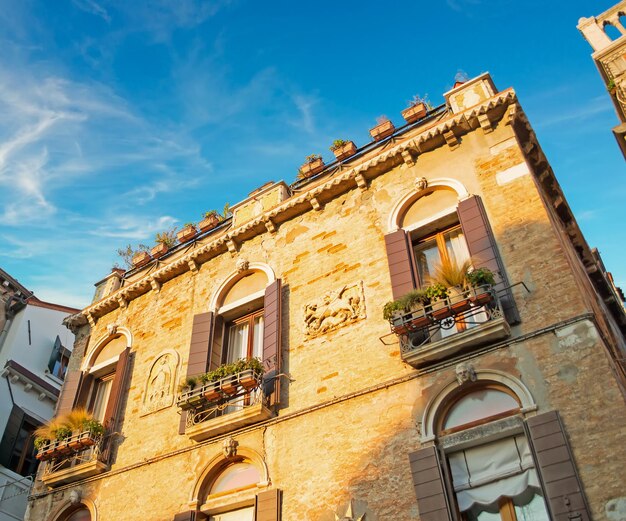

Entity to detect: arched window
[210,461,261,495]
[66,509,91,521]
[436,383,549,521]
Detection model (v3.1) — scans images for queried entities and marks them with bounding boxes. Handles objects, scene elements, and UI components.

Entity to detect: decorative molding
[304,281,365,337]
[265,218,277,233]
[414,176,428,192]
[236,258,250,273]
[335,500,365,521]
[443,130,459,148]
[74,90,519,323]
[150,278,161,292]
[478,113,493,133]
[141,350,180,415]
[222,437,238,458]
[455,362,477,385]
[401,149,415,166]
[354,173,367,190]
[188,259,199,273]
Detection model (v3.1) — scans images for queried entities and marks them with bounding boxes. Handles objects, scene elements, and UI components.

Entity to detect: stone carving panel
[304,282,365,337]
[142,350,180,415]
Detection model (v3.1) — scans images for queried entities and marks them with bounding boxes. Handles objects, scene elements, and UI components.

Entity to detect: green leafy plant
[83,419,105,436]
[234,357,264,374]
[383,300,406,321]
[155,228,177,247]
[466,267,496,287]
[607,79,616,92]
[424,283,448,302]
[400,289,429,310]
[182,222,195,229]
[178,376,198,392]
[34,436,49,450]
[203,210,219,219]
[305,154,322,163]
[330,139,349,152]
[116,244,150,269]
[55,425,72,441]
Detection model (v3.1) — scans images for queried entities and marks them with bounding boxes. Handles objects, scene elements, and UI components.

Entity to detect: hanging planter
[199,211,221,233]
[330,140,357,161]
[369,116,395,141]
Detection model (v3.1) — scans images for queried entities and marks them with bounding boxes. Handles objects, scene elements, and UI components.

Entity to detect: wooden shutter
[263,279,282,407]
[408,446,454,521]
[180,312,215,434]
[55,369,82,416]
[103,346,131,430]
[255,489,282,521]
[172,511,206,521]
[210,314,224,371]
[0,405,25,467]
[457,195,520,324]
[75,373,94,409]
[385,230,418,300]
[526,411,591,521]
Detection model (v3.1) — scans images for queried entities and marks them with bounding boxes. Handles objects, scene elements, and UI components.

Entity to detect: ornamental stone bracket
[303,281,365,338]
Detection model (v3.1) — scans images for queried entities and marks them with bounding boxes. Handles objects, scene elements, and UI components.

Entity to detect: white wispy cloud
[72,0,111,22]
[91,215,179,240]
[536,96,613,128]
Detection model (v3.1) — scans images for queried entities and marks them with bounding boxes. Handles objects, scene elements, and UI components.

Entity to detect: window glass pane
[210,506,254,521]
[91,376,113,423]
[414,237,441,284]
[514,492,550,521]
[465,509,501,521]
[67,509,91,521]
[252,315,264,359]
[210,463,261,494]
[227,322,249,363]
[443,389,519,430]
[444,228,470,266]
[9,420,37,476]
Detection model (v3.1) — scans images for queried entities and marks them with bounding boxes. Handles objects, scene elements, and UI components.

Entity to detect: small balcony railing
[177,368,271,440]
[386,284,510,367]
[39,431,112,487]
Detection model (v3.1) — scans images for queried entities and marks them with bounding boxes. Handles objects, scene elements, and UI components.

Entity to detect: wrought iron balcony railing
[385,285,509,365]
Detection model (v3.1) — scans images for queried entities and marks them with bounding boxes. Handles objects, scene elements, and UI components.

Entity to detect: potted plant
[425,283,450,320]
[177,223,197,243]
[152,229,177,259]
[199,371,221,401]
[466,267,496,305]
[236,358,264,390]
[132,248,152,268]
[298,154,325,179]
[401,94,431,124]
[199,210,222,233]
[401,289,431,328]
[433,259,473,314]
[177,376,202,410]
[218,363,239,395]
[330,139,357,161]
[369,115,395,141]
[607,79,617,95]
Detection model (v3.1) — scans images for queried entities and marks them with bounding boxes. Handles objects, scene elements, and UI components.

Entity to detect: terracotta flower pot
[369,120,395,141]
[401,103,427,124]
[299,158,325,178]
[199,214,220,232]
[239,369,260,390]
[132,251,152,268]
[332,141,357,161]
[220,375,239,395]
[177,225,197,243]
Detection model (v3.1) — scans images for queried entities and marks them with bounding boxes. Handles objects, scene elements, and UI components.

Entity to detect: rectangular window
[7,417,39,477]
[51,352,70,380]
[90,373,115,423]
[413,224,470,284]
[225,310,264,364]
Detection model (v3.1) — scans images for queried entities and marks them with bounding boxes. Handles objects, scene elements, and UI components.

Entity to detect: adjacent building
[0,269,77,521]
[25,73,626,521]
[578,0,626,158]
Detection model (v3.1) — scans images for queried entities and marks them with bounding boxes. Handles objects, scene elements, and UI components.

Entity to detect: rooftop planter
[199,210,222,233]
[151,229,177,259]
[369,116,395,141]
[177,223,197,243]
[330,140,357,161]
[401,94,431,124]
[132,250,152,268]
[298,154,325,179]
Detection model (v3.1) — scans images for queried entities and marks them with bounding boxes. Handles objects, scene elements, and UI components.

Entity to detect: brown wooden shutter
[180,312,215,434]
[75,373,94,408]
[55,369,82,416]
[172,511,206,521]
[210,314,224,371]
[526,411,591,521]
[255,489,282,521]
[0,405,25,467]
[263,279,282,406]
[187,312,214,377]
[385,229,418,300]
[457,195,520,324]
[103,346,131,431]
[408,446,454,521]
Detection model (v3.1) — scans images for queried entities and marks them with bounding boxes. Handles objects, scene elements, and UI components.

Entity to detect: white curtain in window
[210,506,254,521]
[448,435,541,512]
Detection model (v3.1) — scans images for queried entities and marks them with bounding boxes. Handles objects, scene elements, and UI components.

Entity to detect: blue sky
[0,0,624,308]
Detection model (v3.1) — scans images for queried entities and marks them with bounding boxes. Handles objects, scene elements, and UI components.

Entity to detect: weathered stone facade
[26,74,626,521]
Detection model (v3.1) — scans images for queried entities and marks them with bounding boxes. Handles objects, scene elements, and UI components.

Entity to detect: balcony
[178,368,272,441]
[39,432,111,487]
[386,285,510,368]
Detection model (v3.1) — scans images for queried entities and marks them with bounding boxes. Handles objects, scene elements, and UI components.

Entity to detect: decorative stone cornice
[76,89,519,323]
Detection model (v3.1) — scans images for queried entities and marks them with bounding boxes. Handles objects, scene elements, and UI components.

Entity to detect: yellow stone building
[25,73,626,521]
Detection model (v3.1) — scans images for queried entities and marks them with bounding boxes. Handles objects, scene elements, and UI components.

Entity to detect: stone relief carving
[304,282,365,337]
[107,323,118,336]
[455,362,477,386]
[414,176,428,192]
[142,350,180,415]
[222,437,238,458]
[236,258,250,273]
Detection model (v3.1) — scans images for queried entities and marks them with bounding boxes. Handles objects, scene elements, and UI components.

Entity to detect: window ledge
[186,403,273,442]
[402,317,511,368]
[41,460,108,488]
